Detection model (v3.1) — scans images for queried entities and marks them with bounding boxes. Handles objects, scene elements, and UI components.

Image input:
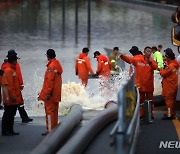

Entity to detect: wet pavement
[0,110,100,154]
[0,116,45,154]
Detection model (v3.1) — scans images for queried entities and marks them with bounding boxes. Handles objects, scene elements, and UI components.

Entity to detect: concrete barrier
[31,104,83,154]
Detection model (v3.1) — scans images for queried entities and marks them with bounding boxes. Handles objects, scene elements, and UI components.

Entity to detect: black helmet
[93,51,100,58]
[113,47,119,51]
[82,48,89,53]
[129,46,139,56]
[164,48,175,60]
[7,55,18,63]
[46,49,56,58]
[7,50,20,59]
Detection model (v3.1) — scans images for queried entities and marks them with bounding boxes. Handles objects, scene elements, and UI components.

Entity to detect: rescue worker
[157,44,163,52]
[120,46,158,119]
[94,51,111,93]
[38,49,63,135]
[159,48,179,120]
[94,51,111,77]
[151,46,164,72]
[1,50,33,123]
[1,54,21,136]
[128,46,143,75]
[109,47,121,74]
[75,47,94,87]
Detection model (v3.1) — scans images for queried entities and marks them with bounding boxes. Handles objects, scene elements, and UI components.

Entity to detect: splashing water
[0,70,130,117]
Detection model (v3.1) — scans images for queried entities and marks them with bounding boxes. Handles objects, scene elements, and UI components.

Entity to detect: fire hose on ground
[31,104,83,154]
[56,101,117,154]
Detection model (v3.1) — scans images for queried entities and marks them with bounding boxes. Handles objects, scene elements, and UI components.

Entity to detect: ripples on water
[0,0,175,116]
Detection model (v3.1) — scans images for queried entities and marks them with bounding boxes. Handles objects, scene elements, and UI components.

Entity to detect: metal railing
[110,74,140,154]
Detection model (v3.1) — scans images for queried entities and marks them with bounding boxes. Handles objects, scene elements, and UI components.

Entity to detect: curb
[112,0,178,11]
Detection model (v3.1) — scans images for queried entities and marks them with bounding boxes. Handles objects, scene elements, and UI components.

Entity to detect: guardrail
[110,75,140,154]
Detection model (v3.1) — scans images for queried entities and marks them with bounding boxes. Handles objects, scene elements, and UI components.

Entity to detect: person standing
[120,46,158,119]
[93,51,111,93]
[109,47,121,74]
[94,51,111,77]
[151,46,164,72]
[38,49,63,135]
[151,46,164,96]
[75,47,94,87]
[157,44,163,52]
[128,46,143,75]
[1,54,21,136]
[159,48,179,120]
[1,50,33,123]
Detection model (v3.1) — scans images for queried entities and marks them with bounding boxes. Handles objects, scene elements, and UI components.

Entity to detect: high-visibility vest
[153,51,164,72]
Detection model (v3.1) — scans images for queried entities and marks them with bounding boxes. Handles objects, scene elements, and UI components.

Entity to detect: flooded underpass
[0,0,176,115]
[0,0,179,154]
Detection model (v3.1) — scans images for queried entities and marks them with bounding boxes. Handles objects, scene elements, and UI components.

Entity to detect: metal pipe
[31,104,83,154]
[87,0,91,48]
[87,0,91,34]
[75,0,78,45]
[62,0,65,41]
[57,104,117,154]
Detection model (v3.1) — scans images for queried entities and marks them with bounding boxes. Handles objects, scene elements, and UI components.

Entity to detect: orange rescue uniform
[96,54,111,77]
[75,53,94,86]
[1,62,24,104]
[2,62,23,105]
[0,73,8,85]
[15,62,24,90]
[120,54,158,117]
[96,54,111,94]
[160,60,179,118]
[39,58,63,133]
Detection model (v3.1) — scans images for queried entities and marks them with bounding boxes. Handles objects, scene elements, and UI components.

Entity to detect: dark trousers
[18,105,29,121]
[2,105,18,133]
[0,86,1,105]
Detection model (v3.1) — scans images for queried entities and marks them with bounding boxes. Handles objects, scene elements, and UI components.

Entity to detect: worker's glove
[11,97,16,101]
[163,64,168,69]
[145,57,152,65]
[148,61,152,65]
[0,70,4,76]
[4,97,9,105]
[20,85,24,91]
[45,94,51,101]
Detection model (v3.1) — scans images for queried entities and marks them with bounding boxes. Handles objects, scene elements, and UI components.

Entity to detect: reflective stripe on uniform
[168,108,171,117]
[12,72,16,76]
[48,114,51,132]
[111,60,116,63]
[77,58,85,64]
